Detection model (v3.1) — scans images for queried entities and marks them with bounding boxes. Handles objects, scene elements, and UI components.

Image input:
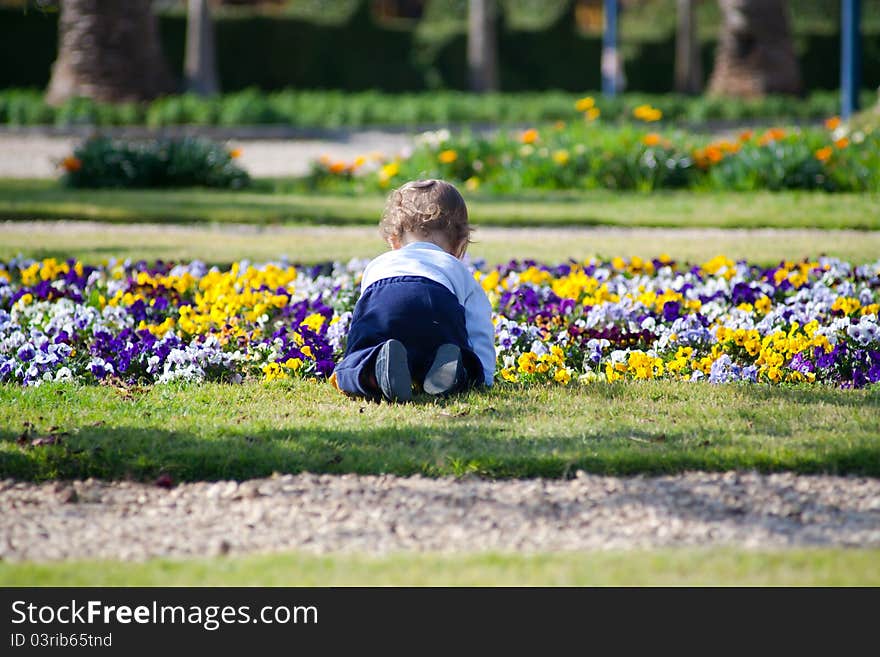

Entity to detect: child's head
[380,179,471,258]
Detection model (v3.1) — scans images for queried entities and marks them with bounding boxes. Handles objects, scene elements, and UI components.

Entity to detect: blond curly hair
[379,179,471,250]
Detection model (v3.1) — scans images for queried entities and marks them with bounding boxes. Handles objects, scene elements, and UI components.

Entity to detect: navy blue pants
[334,276,484,397]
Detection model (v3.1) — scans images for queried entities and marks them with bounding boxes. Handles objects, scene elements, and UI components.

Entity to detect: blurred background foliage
[6,0,879,34]
[1,0,878,93]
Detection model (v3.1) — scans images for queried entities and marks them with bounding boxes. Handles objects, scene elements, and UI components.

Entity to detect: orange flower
[229,148,243,159]
[692,148,709,169]
[642,133,662,147]
[814,146,833,163]
[438,149,458,164]
[834,137,850,149]
[328,161,348,174]
[520,128,539,144]
[758,128,786,146]
[694,139,736,163]
[62,156,82,173]
[553,120,566,130]
[825,116,841,131]
[585,107,601,121]
[705,145,724,164]
[738,130,754,143]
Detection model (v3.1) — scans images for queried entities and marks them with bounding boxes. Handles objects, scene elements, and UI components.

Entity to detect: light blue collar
[403,241,445,252]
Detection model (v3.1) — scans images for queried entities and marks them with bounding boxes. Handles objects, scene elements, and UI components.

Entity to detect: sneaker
[374,339,412,402]
[423,344,464,396]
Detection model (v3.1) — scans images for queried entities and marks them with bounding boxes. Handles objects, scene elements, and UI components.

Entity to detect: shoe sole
[376,339,412,402]
[424,344,463,396]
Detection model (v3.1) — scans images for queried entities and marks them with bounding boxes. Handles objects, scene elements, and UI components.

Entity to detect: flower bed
[1,254,878,388]
[306,108,880,193]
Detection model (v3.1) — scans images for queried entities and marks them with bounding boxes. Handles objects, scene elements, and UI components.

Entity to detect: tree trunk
[675,0,702,94]
[185,0,219,96]
[468,0,498,93]
[708,0,802,97]
[46,0,174,105]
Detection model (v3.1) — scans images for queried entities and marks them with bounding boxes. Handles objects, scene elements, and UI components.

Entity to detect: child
[333,179,495,402]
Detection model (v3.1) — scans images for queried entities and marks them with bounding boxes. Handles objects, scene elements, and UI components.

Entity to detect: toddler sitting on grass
[332,179,495,402]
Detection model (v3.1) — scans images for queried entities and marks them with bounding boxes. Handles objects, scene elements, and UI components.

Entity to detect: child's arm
[463,279,496,386]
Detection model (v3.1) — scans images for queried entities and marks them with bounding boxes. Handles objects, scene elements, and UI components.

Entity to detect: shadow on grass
[2,379,879,482]
[2,419,878,483]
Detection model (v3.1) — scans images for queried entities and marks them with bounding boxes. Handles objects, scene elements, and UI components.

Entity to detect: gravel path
[0,131,413,179]
[2,472,879,562]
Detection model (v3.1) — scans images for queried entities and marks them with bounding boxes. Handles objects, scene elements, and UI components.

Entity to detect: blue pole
[841,0,862,118]
[602,0,619,96]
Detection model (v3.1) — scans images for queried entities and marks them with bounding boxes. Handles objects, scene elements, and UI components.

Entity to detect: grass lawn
[3,181,878,587]
[3,221,880,266]
[3,549,878,586]
[1,179,879,230]
[2,381,878,482]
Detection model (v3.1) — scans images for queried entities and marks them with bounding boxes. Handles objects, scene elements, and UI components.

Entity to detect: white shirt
[360,242,495,386]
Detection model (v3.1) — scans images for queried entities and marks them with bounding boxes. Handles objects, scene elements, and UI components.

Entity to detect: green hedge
[3,88,875,128]
[61,137,250,189]
[1,4,878,94]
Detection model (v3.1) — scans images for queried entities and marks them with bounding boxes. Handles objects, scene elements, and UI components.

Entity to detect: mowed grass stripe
[2,549,879,586]
[1,179,879,229]
[3,222,880,266]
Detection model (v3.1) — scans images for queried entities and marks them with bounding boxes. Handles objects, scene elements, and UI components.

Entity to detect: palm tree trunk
[708,0,802,97]
[468,0,499,93]
[46,0,173,105]
[185,0,220,96]
[675,0,702,94]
